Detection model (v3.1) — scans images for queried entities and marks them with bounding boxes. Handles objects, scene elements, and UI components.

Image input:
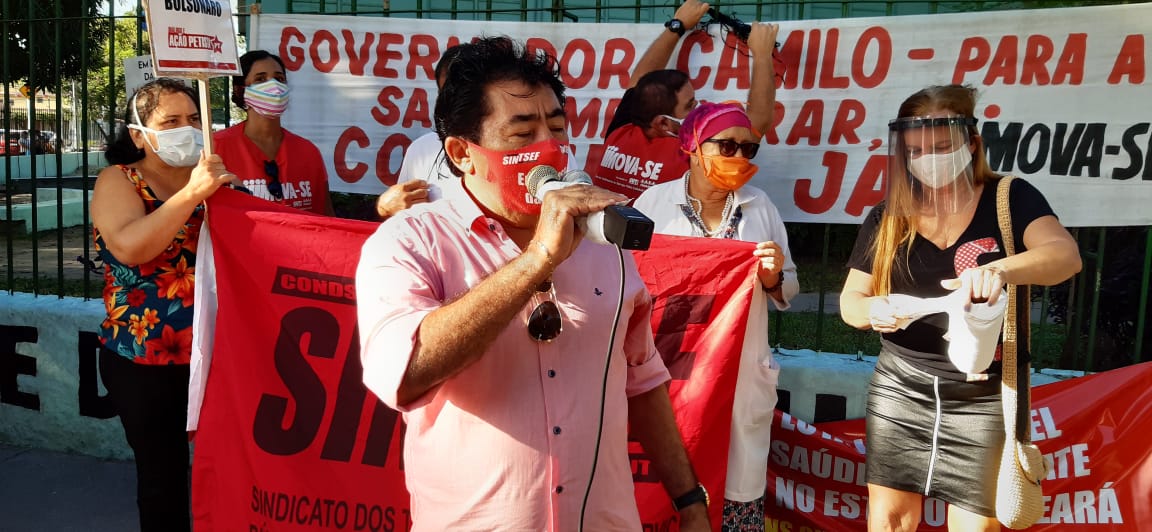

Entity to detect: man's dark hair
[231,50,288,109]
[434,36,565,176]
[434,44,464,88]
[105,78,198,165]
[605,69,690,137]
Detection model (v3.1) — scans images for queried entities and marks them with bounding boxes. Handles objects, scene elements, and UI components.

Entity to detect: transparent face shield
[887,116,978,217]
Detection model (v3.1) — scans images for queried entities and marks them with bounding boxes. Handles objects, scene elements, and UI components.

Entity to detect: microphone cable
[577,243,626,532]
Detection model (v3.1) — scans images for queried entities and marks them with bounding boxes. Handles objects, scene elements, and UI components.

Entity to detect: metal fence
[2,0,1149,373]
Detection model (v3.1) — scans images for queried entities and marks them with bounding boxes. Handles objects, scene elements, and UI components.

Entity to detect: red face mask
[467,138,569,216]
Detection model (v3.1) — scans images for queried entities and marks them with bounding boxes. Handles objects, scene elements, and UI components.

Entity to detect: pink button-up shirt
[356,179,670,531]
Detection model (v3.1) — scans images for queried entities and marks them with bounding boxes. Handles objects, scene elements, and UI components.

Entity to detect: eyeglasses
[527,279,563,342]
[264,160,283,201]
[702,138,760,159]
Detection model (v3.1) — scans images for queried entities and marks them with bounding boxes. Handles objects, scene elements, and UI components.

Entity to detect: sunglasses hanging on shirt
[264,160,284,201]
[527,279,563,342]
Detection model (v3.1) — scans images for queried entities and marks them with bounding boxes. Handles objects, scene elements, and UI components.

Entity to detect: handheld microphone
[524,166,654,250]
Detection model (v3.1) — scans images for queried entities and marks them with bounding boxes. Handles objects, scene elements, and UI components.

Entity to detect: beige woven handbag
[994,176,1048,529]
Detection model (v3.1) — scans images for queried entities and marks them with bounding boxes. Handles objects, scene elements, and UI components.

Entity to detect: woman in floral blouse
[91,78,236,531]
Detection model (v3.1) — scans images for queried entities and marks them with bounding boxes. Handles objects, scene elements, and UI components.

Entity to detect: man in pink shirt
[356,37,709,531]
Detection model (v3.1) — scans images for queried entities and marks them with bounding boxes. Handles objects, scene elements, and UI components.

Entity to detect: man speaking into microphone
[355,36,708,531]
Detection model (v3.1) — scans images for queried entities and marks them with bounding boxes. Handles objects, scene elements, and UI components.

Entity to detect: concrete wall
[0,152,105,181]
[1,188,88,233]
[776,348,1066,424]
[0,292,1074,461]
[0,293,128,460]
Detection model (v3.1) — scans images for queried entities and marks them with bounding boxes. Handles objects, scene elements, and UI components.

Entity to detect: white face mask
[128,91,203,167]
[909,146,972,189]
[660,114,683,137]
[130,124,203,167]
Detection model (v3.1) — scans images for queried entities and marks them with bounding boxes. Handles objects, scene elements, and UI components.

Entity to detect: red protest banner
[191,191,405,531]
[191,190,1152,531]
[633,237,758,530]
[765,362,1152,531]
[191,191,755,531]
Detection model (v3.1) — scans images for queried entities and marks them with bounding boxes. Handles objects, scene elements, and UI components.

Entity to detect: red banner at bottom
[766,362,1152,531]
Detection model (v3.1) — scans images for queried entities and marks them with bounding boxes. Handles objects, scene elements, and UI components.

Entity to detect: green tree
[0,1,112,89]
[84,9,149,133]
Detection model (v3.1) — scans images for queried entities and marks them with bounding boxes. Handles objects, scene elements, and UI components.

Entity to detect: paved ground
[2,225,96,281]
[0,444,138,532]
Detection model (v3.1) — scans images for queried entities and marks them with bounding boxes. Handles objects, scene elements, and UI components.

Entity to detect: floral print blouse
[94,165,203,365]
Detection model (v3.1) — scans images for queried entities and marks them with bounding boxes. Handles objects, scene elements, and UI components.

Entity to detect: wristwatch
[671,483,709,511]
[664,18,686,37]
[765,270,785,291]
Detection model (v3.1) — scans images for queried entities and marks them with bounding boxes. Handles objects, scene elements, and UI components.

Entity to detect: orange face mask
[698,152,758,191]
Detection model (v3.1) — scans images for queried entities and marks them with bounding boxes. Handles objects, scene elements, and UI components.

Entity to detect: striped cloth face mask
[244,79,291,118]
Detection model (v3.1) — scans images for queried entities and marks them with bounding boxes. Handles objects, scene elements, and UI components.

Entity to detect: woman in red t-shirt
[213,50,333,215]
[593,69,696,199]
[592,0,779,201]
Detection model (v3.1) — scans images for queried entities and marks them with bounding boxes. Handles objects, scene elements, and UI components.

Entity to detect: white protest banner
[255,4,1151,226]
[142,0,241,77]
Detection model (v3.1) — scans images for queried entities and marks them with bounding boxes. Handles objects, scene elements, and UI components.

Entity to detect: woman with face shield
[214,50,333,215]
[634,102,798,532]
[838,85,1082,531]
[90,78,238,531]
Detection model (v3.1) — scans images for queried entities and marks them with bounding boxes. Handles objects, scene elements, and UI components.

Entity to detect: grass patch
[770,311,879,355]
[768,311,1069,370]
[1029,321,1068,370]
[792,257,848,294]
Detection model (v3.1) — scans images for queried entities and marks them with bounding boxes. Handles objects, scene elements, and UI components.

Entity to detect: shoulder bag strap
[997,176,1032,443]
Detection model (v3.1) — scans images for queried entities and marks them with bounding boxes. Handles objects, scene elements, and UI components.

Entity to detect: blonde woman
[839,85,1081,531]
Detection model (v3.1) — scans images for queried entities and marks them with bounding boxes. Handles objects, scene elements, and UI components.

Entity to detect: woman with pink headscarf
[634,102,798,531]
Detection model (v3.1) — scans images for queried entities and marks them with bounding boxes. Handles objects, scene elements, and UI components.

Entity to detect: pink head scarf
[678,102,753,157]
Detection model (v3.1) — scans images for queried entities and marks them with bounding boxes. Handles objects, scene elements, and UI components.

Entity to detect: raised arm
[394,243,551,406]
[91,154,230,265]
[744,23,780,135]
[630,0,711,87]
